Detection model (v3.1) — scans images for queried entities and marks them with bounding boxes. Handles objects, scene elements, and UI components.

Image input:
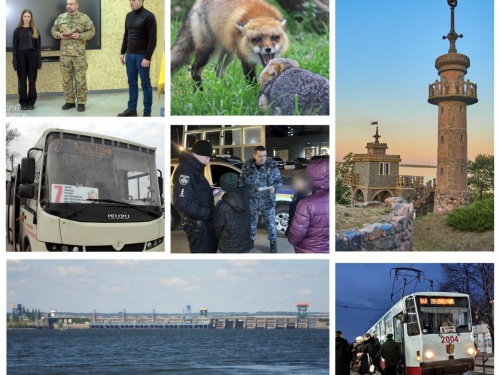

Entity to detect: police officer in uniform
[239,146,282,253]
[51,0,95,112]
[173,140,219,253]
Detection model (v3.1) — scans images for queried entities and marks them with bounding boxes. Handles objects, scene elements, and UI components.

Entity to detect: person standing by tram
[361,333,377,375]
[380,333,402,375]
[352,336,365,374]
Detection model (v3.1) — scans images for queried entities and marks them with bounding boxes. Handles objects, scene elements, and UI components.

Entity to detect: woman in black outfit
[13,9,41,110]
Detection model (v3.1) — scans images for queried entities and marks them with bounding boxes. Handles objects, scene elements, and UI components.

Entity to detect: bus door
[7,165,20,250]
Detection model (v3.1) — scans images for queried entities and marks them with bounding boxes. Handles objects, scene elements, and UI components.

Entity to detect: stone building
[428,0,478,214]
[343,128,436,216]
[344,127,401,203]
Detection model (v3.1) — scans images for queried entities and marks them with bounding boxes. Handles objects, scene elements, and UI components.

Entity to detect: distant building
[173,125,329,161]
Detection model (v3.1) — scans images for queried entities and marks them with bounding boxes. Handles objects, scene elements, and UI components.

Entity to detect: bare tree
[439,263,494,353]
[6,123,21,170]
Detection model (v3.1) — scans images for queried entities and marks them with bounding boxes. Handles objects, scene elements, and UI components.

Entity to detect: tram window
[408,322,420,336]
[395,319,402,341]
[406,297,420,336]
[385,314,393,336]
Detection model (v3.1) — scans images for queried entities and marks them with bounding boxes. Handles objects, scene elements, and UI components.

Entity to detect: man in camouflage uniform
[239,146,282,253]
[51,0,95,112]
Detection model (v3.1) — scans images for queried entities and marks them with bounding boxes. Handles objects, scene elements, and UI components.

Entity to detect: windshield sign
[51,184,98,203]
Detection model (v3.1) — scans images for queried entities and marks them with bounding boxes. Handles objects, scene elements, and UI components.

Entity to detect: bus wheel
[275,204,290,238]
[171,205,181,230]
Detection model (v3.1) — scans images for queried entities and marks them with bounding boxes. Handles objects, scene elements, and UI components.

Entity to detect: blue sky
[336,0,494,164]
[7,260,329,314]
[336,263,445,342]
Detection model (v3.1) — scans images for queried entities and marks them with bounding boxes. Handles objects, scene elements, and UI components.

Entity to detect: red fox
[171,0,289,89]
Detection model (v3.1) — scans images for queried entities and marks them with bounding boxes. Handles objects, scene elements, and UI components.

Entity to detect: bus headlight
[467,347,475,356]
[71,246,81,252]
[417,351,421,362]
[424,351,434,359]
[61,245,69,252]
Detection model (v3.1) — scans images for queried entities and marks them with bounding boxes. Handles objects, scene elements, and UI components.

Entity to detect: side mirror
[19,184,35,199]
[158,176,164,196]
[402,311,408,324]
[20,157,36,184]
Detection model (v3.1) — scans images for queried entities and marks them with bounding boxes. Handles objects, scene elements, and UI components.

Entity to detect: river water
[7,329,329,374]
[399,166,437,183]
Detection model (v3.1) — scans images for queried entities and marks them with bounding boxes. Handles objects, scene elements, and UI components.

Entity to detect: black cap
[220,172,238,192]
[387,333,393,339]
[192,140,213,157]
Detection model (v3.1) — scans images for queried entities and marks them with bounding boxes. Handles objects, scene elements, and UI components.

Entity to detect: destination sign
[430,298,455,305]
[51,184,98,203]
[51,139,113,159]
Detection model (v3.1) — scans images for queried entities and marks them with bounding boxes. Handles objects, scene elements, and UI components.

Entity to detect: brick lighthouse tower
[428,0,478,214]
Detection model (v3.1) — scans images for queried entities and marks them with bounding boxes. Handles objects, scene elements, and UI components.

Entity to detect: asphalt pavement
[170,228,295,253]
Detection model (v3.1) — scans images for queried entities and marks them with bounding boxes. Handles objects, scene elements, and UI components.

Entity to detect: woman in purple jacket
[288,157,329,253]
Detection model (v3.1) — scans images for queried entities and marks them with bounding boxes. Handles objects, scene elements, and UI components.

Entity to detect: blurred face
[193,153,210,165]
[253,150,267,165]
[22,12,31,26]
[67,0,79,15]
[292,177,307,192]
[130,0,144,10]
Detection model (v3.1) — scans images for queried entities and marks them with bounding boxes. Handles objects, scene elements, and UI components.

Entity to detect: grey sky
[7,122,165,174]
[7,260,329,314]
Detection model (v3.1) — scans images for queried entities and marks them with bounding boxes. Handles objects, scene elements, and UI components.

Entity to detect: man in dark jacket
[173,140,219,253]
[380,333,402,375]
[213,172,253,253]
[118,0,157,117]
[336,331,352,375]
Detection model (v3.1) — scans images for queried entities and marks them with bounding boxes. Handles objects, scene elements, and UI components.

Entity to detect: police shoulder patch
[179,175,190,185]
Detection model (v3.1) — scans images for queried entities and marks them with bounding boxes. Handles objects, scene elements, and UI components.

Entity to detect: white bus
[7,129,165,252]
[366,292,475,375]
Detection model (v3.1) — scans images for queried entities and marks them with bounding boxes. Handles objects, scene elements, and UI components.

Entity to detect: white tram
[366,292,475,375]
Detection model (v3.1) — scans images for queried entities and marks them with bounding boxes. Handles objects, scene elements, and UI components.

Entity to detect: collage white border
[0,1,499,374]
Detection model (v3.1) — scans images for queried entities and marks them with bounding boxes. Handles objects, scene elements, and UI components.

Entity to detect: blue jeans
[125,53,152,113]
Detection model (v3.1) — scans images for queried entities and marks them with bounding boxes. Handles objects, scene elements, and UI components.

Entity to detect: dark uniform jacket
[239,158,282,202]
[213,188,252,253]
[380,337,402,366]
[173,152,214,220]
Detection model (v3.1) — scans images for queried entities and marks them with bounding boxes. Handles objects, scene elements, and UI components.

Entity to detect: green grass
[170,2,330,116]
[414,212,494,251]
[446,198,494,232]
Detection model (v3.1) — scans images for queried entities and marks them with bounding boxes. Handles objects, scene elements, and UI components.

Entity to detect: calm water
[7,329,329,374]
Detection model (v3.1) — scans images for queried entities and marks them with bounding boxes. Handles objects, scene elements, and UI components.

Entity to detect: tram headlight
[61,245,69,252]
[424,351,434,359]
[71,246,80,252]
[467,347,475,356]
[416,351,421,362]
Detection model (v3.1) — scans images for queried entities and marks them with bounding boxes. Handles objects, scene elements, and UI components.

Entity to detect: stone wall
[434,190,469,214]
[335,197,414,251]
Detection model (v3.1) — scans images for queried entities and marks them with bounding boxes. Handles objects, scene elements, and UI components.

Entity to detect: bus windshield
[45,136,160,209]
[416,296,471,334]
